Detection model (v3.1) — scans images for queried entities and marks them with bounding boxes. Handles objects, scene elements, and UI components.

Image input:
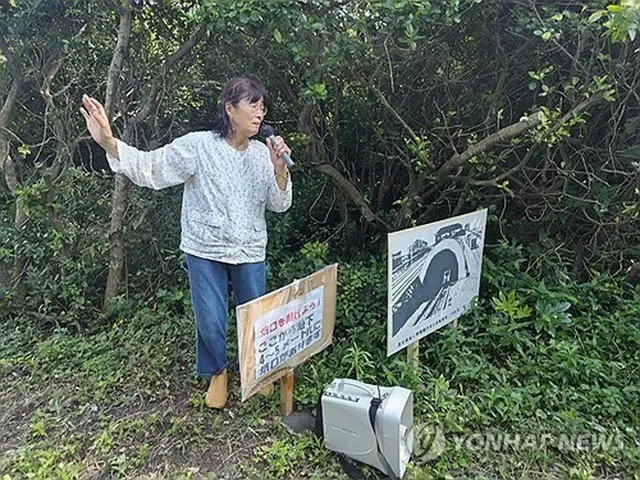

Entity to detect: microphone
[259,124,294,168]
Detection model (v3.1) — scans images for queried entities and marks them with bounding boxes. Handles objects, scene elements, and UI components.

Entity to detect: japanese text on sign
[254,286,324,379]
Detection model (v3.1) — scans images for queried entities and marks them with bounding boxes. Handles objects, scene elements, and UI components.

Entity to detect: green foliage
[406,242,639,477]
[1,240,639,478]
[290,241,638,478]
[1,0,639,478]
[2,442,84,480]
[0,168,112,325]
[249,430,349,479]
[254,434,315,478]
[590,0,640,42]
[342,343,376,382]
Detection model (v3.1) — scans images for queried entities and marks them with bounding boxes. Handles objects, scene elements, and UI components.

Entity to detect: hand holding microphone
[260,124,294,169]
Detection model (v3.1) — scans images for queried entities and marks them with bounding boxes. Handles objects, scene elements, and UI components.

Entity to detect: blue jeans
[183,253,266,378]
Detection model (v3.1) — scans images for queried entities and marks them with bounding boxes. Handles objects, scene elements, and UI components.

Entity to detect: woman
[81,77,292,409]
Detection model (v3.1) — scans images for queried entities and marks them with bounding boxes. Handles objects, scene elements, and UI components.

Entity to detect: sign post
[280,371,295,416]
[407,341,419,369]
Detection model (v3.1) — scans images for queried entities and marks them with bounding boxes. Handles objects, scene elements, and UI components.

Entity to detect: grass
[1,263,639,479]
[0,301,348,480]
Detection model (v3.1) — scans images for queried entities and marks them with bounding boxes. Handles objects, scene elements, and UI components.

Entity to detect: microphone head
[259,124,275,139]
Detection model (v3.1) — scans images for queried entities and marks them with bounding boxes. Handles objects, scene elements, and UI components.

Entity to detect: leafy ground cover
[1,243,638,479]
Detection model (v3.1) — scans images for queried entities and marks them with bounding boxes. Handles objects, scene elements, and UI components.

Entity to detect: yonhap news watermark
[414,423,630,462]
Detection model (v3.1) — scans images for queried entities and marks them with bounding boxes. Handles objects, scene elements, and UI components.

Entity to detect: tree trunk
[0,260,10,291]
[44,174,71,261]
[103,18,205,307]
[41,52,72,263]
[13,197,27,302]
[104,172,130,304]
[0,72,26,301]
[1,146,27,302]
[103,1,133,306]
[0,140,17,296]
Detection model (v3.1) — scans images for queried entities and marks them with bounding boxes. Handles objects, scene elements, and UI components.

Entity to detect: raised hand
[80,95,119,158]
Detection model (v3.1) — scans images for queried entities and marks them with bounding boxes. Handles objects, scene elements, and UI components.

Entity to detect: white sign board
[254,286,324,378]
[237,264,337,401]
[387,209,487,356]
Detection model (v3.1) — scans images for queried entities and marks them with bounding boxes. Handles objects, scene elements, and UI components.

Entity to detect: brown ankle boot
[205,369,228,409]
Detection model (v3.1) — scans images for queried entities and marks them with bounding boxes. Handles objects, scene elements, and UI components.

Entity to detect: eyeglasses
[240,100,268,115]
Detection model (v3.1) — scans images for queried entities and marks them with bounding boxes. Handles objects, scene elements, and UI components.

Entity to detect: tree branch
[130,23,207,126]
[436,111,544,180]
[372,85,420,146]
[467,91,607,187]
[0,34,24,130]
[437,90,606,182]
[548,90,606,137]
[313,163,389,230]
[1,145,20,192]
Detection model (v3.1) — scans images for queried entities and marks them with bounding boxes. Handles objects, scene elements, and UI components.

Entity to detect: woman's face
[226,97,267,139]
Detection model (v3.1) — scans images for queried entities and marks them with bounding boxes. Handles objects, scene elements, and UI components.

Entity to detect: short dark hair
[212,77,269,138]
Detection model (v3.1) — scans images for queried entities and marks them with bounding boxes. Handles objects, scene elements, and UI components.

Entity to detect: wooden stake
[407,341,419,369]
[280,371,294,416]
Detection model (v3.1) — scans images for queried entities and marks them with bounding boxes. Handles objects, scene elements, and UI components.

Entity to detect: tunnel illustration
[391,228,471,336]
[388,212,487,356]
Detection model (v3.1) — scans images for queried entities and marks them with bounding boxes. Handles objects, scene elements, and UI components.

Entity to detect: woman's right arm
[80,95,196,190]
